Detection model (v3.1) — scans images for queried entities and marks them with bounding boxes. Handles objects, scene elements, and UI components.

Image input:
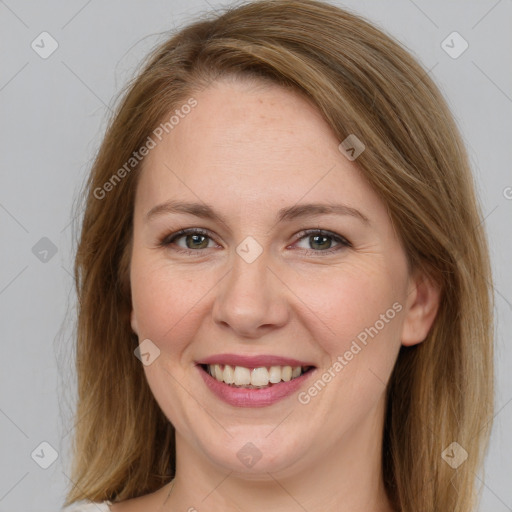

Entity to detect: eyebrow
[145,200,370,226]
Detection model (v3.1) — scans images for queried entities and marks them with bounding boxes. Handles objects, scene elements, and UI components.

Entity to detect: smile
[202,364,313,388]
[196,355,317,407]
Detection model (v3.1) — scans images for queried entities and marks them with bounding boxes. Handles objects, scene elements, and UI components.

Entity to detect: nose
[211,251,290,339]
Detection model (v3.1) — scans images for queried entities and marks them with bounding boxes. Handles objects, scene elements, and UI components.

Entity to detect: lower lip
[197,365,316,407]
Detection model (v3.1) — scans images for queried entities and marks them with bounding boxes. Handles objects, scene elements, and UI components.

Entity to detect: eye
[159,227,351,256]
[292,229,351,254]
[160,228,218,253]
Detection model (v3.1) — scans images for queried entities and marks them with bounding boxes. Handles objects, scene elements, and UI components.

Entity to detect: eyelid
[160,227,219,249]
[292,228,351,246]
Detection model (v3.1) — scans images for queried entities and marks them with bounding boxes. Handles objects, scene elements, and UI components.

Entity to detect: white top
[61,500,112,511]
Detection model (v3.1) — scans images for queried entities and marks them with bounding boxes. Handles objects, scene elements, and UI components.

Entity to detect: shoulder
[60,500,112,512]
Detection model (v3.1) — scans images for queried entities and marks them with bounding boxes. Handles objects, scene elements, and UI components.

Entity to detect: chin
[196,429,314,477]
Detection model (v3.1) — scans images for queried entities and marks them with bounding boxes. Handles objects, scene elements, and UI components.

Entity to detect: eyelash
[158,227,351,256]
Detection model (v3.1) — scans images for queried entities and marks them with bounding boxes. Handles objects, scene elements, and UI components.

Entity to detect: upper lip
[196,353,315,368]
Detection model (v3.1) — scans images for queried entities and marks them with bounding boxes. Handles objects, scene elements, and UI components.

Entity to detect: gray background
[0,1,511,511]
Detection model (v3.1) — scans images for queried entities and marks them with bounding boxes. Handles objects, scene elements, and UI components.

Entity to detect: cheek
[292,267,404,419]
[130,258,218,352]
[290,260,403,357]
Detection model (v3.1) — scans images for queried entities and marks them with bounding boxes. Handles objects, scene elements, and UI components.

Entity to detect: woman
[62,0,494,511]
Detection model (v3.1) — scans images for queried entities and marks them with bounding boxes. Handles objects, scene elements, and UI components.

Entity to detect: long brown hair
[63,1,494,510]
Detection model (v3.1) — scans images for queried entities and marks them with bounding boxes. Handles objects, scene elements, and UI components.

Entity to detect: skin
[113,77,440,512]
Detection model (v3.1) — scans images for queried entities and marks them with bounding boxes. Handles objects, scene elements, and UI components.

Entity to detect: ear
[130,309,139,336]
[400,270,441,346]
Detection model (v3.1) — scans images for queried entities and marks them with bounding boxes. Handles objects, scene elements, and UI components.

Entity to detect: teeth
[233,366,251,385]
[206,364,307,388]
[291,366,301,379]
[223,364,235,384]
[281,366,292,382]
[214,365,224,381]
[251,367,269,386]
[269,366,282,383]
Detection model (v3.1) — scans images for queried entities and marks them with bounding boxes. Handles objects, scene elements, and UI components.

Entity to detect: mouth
[195,355,317,407]
[199,363,315,389]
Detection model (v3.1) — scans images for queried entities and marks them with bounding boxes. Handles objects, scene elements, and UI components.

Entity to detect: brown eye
[182,233,210,249]
[294,229,351,253]
[161,228,216,252]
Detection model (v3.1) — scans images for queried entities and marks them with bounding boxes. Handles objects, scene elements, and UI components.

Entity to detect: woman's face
[129,78,435,477]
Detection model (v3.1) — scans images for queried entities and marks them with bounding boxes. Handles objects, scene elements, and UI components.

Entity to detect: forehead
[134,78,385,223]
